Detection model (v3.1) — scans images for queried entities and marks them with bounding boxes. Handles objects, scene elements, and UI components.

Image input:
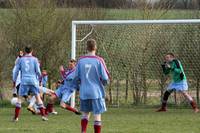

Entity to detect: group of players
[12,39,109,133]
[12,38,199,133]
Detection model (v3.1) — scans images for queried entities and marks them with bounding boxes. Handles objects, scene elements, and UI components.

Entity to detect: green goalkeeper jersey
[162,59,187,83]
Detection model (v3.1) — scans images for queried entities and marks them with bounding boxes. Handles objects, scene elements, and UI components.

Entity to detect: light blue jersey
[42,75,48,87]
[13,54,41,87]
[64,69,77,89]
[55,68,76,103]
[13,65,21,86]
[74,55,109,100]
[13,57,21,86]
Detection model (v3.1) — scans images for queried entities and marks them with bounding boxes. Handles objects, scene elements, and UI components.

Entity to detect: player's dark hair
[87,39,97,52]
[25,46,32,54]
[70,59,76,63]
[166,53,175,57]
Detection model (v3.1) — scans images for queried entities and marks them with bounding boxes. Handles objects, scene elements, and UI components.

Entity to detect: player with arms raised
[73,39,109,133]
[13,46,48,121]
[157,53,199,113]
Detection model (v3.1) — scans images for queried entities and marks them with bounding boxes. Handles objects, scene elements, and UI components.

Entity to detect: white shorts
[167,80,188,92]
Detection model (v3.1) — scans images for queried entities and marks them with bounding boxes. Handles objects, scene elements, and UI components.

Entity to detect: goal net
[71,20,200,107]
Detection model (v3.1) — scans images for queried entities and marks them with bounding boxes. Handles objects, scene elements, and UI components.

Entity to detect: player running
[73,39,110,133]
[45,59,81,115]
[13,46,48,121]
[156,53,199,113]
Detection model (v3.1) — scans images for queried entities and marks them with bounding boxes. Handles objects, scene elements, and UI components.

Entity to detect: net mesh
[75,23,200,107]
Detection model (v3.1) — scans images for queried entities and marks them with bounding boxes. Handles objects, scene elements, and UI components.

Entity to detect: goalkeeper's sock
[94,121,101,133]
[81,117,88,133]
[14,102,21,119]
[65,104,78,113]
[161,102,167,109]
[161,90,172,109]
[190,100,198,110]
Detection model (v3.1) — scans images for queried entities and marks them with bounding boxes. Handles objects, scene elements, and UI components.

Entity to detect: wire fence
[75,23,200,107]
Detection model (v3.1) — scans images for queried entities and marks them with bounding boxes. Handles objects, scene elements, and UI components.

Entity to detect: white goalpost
[70,19,200,107]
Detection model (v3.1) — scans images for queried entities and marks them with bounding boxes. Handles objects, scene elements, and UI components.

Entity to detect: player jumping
[73,39,110,133]
[13,46,48,121]
[45,59,81,115]
[156,53,199,113]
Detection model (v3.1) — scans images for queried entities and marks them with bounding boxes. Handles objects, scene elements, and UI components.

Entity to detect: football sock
[162,90,172,108]
[182,93,198,110]
[94,121,101,133]
[81,116,89,133]
[65,104,78,113]
[14,102,21,119]
[190,100,198,110]
[46,103,53,113]
[163,90,171,101]
[28,96,36,107]
[38,104,46,116]
[33,104,39,113]
[161,102,167,109]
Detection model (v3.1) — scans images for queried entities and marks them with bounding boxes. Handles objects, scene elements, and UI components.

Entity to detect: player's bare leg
[94,114,102,133]
[13,97,21,122]
[35,94,48,121]
[156,90,173,112]
[60,102,81,115]
[182,91,199,113]
[81,112,90,133]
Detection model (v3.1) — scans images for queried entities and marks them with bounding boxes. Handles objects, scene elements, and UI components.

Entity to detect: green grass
[0,107,200,133]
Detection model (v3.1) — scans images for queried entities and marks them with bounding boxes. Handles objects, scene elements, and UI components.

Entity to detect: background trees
[0,0,200,107]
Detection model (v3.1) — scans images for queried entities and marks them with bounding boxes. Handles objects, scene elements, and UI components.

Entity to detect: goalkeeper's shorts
[167,80,188,92]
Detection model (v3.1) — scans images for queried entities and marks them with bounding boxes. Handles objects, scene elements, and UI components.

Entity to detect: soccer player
[45,59,81,115]
[156,53,199,113]
[12,50,24,97]
[41,70,48,87]
[13,46,48,121]
[73,39,110,133]
[13,50,38,115]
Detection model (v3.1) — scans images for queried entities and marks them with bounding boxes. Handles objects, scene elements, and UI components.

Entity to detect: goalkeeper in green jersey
[156,53,199,113]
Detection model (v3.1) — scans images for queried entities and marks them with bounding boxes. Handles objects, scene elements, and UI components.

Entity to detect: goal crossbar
[72,19,200,25]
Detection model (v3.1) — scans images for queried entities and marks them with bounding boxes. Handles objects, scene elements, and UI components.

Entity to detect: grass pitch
[0,107,200,133]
